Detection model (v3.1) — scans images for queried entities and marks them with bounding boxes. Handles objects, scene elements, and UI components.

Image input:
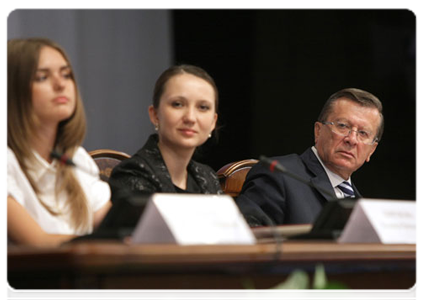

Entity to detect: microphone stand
[50,151,99,177]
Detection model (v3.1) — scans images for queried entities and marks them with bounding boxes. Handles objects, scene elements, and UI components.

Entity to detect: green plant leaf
[244,280,258,300]
[312,264,327,289]
[238,271,309,300]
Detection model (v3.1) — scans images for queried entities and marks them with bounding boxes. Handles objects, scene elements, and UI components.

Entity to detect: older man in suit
[236,88,384,227]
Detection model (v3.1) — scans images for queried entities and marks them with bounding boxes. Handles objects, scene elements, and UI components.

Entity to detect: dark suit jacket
[236,147,361,226]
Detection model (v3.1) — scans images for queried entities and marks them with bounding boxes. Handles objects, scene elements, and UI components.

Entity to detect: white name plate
[338,198,415,244]
[131,193,256,245]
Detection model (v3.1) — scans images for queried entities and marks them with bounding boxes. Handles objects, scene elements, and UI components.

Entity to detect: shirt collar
[311,146,351,188]
[27,150,58,181]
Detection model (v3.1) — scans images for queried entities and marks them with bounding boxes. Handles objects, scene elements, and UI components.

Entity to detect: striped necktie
[337,181,355,198]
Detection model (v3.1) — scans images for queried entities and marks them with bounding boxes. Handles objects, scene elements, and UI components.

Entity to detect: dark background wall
[8,9,415,200]
[173,10,415,200]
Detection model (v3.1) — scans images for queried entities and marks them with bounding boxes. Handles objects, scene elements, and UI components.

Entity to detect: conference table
[8,236,415,290]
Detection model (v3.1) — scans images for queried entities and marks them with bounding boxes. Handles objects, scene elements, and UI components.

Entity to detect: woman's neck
[31,124,58,163]
[158,141,195,190]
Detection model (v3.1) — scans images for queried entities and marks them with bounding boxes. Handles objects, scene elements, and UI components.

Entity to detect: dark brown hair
[152,64,219,112]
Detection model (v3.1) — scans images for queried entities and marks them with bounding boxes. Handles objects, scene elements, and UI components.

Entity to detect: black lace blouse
[109,134,223,199]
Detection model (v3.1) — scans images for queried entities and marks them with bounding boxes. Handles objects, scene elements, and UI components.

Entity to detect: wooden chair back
[216,159,258,197]
[89,149,131,182]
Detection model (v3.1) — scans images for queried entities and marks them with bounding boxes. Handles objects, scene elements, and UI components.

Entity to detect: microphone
[50,151,98,177]
[259,155,335,199]
[50,151,75,166]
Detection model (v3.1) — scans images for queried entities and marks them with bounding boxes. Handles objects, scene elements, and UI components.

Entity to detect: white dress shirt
[7,147,110,235]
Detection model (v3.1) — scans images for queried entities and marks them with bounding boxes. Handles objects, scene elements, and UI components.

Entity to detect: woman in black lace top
[109,65,223,198]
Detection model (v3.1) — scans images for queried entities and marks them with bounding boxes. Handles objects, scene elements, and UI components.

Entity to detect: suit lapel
[301,148,338,201]
[351,182,362,198]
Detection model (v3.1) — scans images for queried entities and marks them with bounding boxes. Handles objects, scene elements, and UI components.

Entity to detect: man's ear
[314,122,322,144]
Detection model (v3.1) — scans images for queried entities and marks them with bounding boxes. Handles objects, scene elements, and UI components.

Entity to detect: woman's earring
[208,132,212,138]
[154,124,159,131]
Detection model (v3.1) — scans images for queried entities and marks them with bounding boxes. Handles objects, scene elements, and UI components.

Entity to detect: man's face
[314,98,381,179]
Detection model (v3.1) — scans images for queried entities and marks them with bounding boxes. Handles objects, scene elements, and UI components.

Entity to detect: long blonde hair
[8,38,90,232]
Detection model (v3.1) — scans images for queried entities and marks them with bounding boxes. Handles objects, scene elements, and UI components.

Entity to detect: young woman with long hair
[7,38,111,247]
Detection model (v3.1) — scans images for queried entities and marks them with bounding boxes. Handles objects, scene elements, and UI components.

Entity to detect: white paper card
[132,193,256,245]
[338,198,415,244]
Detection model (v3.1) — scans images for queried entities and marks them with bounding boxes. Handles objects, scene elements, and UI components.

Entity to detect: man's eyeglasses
[320,121,378,145]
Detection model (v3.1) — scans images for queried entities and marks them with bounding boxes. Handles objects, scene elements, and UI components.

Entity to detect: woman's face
[31,46,76,127]
[149,73,217,152]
